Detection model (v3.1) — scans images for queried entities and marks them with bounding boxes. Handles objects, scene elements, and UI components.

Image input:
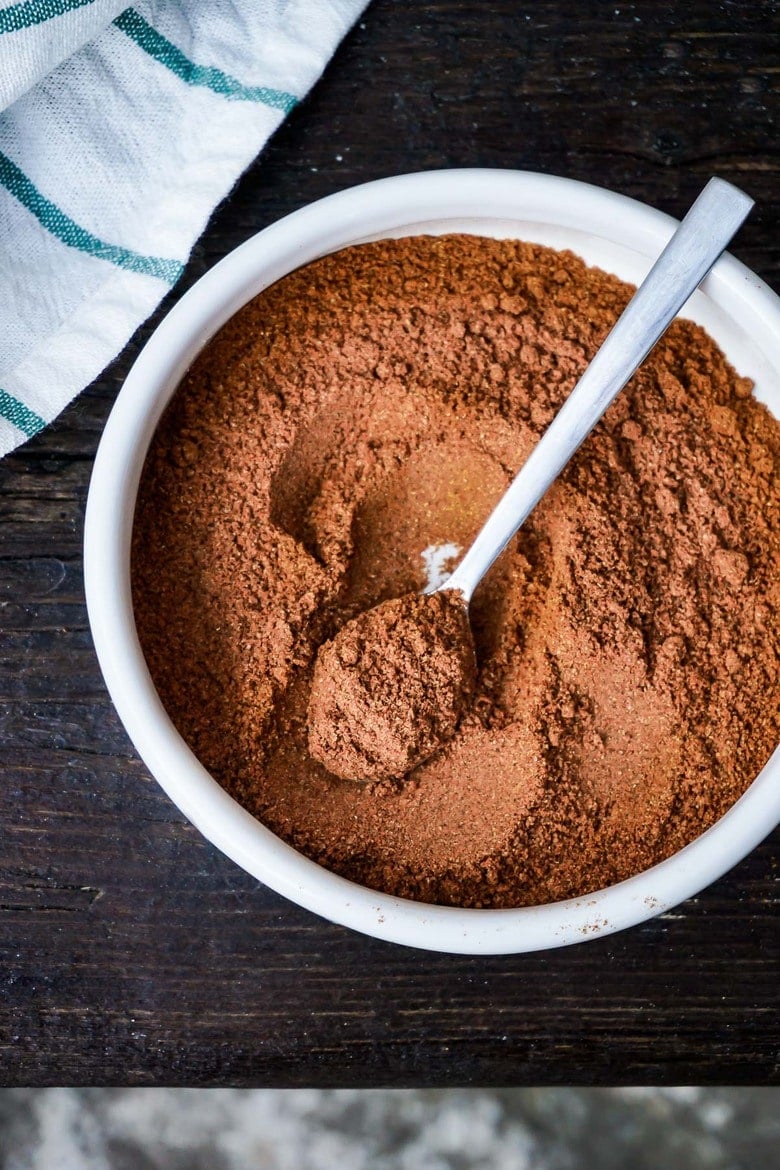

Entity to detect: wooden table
[1,0,777,1086]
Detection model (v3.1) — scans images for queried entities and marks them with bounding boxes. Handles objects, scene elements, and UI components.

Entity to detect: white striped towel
[0,0,368,456]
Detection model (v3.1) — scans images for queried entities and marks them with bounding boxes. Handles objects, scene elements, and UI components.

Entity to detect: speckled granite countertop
[2,1088,779,1170]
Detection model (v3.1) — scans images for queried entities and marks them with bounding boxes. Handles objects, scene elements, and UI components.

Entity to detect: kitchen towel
[0,0,368,457]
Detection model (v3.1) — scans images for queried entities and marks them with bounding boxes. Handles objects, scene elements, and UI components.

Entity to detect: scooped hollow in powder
[308,590,477,781]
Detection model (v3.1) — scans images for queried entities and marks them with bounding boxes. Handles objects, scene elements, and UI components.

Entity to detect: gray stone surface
[0,1088,778,1169]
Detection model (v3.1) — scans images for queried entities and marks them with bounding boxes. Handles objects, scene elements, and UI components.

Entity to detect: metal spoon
[307,178,754,782]
[437,177,754,604]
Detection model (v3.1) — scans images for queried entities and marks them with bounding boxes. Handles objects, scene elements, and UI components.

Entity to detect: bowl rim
[84,168,780,955]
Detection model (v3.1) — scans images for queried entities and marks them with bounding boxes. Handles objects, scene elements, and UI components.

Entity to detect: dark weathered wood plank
[0,0,777,1086]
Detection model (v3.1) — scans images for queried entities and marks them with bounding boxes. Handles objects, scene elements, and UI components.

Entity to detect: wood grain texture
[0,0,778,1086]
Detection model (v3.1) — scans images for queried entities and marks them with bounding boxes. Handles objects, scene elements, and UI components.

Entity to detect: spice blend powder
[132,235,780,908]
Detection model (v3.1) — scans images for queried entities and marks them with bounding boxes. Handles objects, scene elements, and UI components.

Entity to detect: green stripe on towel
[114,8,298,112]
[0,389,45,438]
[0,152,183,283]
[0,0,96,35]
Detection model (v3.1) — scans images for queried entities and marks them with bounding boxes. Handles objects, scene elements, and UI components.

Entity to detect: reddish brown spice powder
[131,235,780,908]
[308,590,477,781]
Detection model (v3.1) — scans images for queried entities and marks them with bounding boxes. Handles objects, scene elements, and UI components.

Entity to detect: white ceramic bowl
[84,170,780,954]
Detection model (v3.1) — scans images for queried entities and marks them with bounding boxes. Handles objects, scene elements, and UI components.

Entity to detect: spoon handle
[442,177,754,603]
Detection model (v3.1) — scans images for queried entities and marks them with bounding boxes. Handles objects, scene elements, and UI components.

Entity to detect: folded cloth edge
[0,0,369,457]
